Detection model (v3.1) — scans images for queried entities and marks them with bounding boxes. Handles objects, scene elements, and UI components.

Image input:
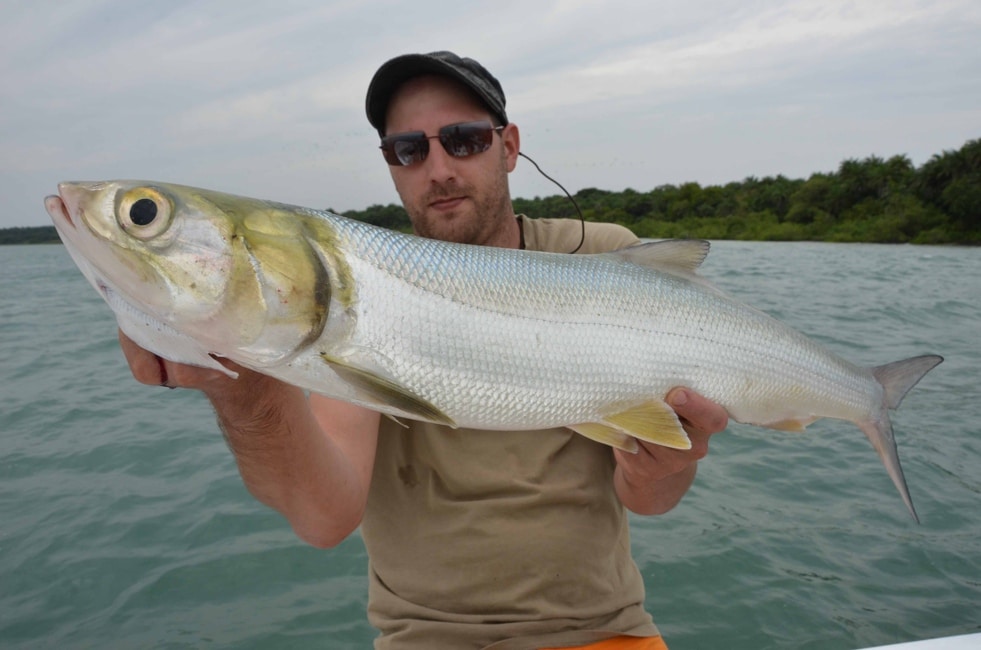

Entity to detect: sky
[2,0,979,228]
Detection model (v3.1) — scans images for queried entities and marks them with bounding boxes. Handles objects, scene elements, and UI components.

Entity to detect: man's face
[383,75,519,246]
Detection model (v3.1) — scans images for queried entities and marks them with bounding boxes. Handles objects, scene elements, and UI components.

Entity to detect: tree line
[345,139,981,244]
[5,138,978,245]
[351,138,979,245]
[514,140,981,244]
[0,226,61,245]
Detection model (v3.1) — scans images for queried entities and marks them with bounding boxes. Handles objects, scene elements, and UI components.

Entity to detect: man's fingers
[117,329,231,389]
[666,388,729,435]
[118,330,167,386]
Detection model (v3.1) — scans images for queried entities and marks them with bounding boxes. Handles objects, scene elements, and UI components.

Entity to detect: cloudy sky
[2,0,978,228]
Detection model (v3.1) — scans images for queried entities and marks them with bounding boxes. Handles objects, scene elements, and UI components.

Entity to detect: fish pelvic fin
[570,399,693,453]
[861,354,944,524]
[320,354,456,427]
[567,423,640,453]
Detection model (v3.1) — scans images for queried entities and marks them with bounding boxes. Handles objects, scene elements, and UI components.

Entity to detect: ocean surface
[1,241,979,649]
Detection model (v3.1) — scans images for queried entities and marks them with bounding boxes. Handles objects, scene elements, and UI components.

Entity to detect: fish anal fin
[567,422,640,453]
[320,354,455,427]
[763,416,819,433]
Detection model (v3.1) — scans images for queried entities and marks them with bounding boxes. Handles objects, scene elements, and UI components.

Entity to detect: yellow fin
[321,354,455,427]
[764,417,819,433]
[570,399,693,452]
[567,422,640,453]
[603,399,693,450]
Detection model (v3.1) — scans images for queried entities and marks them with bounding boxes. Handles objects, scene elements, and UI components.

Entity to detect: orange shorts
[542,635,668,650]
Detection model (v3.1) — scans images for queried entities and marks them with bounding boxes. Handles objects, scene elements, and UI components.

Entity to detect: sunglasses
[380,120,504,166]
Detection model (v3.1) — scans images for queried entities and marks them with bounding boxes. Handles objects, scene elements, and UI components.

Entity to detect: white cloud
[2,0,979,227]
[512,0,963,114]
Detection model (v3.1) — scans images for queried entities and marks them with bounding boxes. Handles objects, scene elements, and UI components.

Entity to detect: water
[1,241,979,649]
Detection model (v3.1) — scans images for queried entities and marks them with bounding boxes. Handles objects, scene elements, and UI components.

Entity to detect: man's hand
[613,387,729,515]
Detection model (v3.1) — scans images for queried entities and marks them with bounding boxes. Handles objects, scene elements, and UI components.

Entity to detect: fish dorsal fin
[612,239,710,274]
[320,354,456,427]
[569,398,693,453]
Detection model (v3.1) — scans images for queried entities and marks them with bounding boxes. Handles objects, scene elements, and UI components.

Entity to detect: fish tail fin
[859,354,944,524]
[873,355,944,410]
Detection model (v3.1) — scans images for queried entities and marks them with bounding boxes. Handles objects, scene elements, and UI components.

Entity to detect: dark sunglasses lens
[380,122,497,166]
[381,133,429,166]
[440,122,494,157]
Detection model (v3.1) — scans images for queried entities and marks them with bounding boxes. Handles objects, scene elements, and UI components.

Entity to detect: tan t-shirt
[360,217,658,650]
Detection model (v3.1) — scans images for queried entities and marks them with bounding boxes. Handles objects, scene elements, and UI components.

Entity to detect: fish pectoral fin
[762,416,820,432]
[571,399,693,452]
[384,414,410,429]
[320,354,456,427]
[567,423,640,453]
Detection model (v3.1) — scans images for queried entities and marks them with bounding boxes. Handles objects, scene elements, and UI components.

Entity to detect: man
[120,51,728,649]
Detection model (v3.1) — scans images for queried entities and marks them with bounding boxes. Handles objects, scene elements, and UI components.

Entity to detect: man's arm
[119,331,379,548]
[612,388,729,515]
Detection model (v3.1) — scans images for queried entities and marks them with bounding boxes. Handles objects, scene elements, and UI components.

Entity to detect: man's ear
[502,123,520,172]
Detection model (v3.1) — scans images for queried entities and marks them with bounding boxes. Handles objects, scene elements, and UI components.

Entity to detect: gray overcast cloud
[2,0,979,227]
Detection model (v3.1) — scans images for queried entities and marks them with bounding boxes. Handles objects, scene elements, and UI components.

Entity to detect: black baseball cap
[365,51,508,136]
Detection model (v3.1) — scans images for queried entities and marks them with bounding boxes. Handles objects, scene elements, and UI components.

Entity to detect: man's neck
[481,212,521,250]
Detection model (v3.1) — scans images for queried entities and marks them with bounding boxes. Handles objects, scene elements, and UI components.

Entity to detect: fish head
[46,181,237,314]
[45,181,332,367]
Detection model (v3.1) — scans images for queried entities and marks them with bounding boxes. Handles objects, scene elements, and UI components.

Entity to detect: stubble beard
[405,164,513,245]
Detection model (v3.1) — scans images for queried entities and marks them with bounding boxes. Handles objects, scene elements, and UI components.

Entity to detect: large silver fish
[45,180,942,521]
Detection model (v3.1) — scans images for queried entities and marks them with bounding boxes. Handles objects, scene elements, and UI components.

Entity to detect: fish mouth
[45,182,96,232]
[44,193,73,229]
[44,184,110,303]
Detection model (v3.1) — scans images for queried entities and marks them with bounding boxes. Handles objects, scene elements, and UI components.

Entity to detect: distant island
[0,226,62,245]
[5,137,978,246]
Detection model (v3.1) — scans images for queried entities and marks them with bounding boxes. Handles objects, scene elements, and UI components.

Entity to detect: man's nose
[423,140,456,182]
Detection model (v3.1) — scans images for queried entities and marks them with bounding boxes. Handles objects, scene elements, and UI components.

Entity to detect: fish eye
[129,198,158,226]
[116,187,173,239]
